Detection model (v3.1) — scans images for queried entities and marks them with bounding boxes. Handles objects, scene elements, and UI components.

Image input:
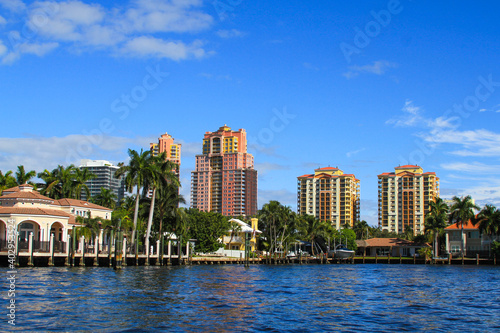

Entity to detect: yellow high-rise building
[150,132,181,175]
[378,165,439,235]
[297,167,360,229]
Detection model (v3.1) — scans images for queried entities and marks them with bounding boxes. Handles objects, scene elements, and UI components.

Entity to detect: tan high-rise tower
[297,167,360,229]
[378,165,439,235]
[191,125,258,216]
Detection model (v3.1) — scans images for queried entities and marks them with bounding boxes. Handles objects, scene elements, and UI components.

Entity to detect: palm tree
[299,214,329,255]
[156,183,186,241]
[94,187,118,209]
[143,153,180,253]
[15,165,37,185]
[0,170,16,194]
[353,220,370,240]
[449,195,480,257]
[258,201,295,254]
[424,197,449,257]
[72,168,97,200]
[473,204,500,254]
[115,149,152,245]
[37,165,78,199]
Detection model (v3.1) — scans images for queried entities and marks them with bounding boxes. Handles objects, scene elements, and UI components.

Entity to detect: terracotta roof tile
[445,220,477,230]
[362,238,426,247]
[55,198,112,211]
[0,191,55,202]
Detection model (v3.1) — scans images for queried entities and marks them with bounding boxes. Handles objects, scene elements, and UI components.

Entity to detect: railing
[18,241,29,252]
[54,241,66,253]
[33,240,50,253]
[0,239,8,251]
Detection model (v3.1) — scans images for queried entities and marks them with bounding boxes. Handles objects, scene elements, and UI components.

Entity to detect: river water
[3,264,500,332]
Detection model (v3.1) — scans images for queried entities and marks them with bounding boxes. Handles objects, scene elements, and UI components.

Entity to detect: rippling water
[3,264,500,332]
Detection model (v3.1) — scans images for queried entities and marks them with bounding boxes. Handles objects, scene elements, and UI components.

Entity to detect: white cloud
[216,29,244,38]
[255,162,289,175]
[0,135,153,173]
[346,148,365,158]
[123,0,213,33]
[0,0,26,12]
[0,15,6,25]
[343,60,397,79]
[441,162,500,174]
[303,62,319,71]
[17,41,59,56]
[425,128,500,157]
[258,189,296,209]
[2,0,214,64]
[386,100,425,127]
[0,40,7,56]
[121,36,206,60]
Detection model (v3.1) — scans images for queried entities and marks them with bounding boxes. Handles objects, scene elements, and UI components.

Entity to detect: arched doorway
[18,221,41,242]
[0,219,6,250]
[50,222,64,242]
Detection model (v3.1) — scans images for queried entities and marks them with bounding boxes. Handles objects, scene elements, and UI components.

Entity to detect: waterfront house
[0,184,112,251]
[355,238,429,257]
[218,218,261,257]
[444,220,491,257]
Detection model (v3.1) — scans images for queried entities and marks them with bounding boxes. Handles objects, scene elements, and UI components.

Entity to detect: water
[3,264,500,332]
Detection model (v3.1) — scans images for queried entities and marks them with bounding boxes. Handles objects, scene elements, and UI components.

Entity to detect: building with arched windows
[0,184,112,249]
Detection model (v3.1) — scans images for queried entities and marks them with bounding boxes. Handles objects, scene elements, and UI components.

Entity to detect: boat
[329,244,355,259]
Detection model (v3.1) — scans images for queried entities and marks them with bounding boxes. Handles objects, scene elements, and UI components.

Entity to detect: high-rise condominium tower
[191,125,257,216]
[79,159,126,203]
[378,165,439,235]
[297,167,360,229]
[150,132,181,174]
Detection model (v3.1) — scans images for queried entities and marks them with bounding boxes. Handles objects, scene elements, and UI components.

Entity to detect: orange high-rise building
[150,132,181,174]
[191,125,258,216]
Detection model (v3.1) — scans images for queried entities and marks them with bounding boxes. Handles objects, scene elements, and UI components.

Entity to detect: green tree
[73,168,97,200]
[339,228,357,251]
[115,149,152,245]
[449,195,480,257]
[353,220,370,240]
[424,197,449,257]
[94,187,118,209]
[15,165,36,185]
[143,153,180,253]
[38,165,77,199]
[156,183,186,241]
[0,170,16,194]
[187,209,230,253]
[473,204,500,254]
[258,201,297,254]
[299,214,329,255]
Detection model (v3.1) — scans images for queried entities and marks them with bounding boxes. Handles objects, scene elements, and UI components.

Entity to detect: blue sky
[1,0,500,225]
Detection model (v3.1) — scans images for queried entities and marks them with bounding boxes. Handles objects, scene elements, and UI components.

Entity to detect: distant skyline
[1,0,500,225]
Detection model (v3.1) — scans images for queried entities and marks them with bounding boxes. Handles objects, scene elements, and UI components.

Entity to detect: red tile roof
[315,167,338,170]
[0,191,55,202]
[395,165,420,169]
[297,174,314,178]
[55,198,112,211]
[0,207,76,224]
[362,238,427,247]
[445,220,477,230]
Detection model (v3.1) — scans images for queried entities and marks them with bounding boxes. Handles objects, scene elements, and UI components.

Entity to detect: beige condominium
[297,167,360,229]
[378,165,439,235]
